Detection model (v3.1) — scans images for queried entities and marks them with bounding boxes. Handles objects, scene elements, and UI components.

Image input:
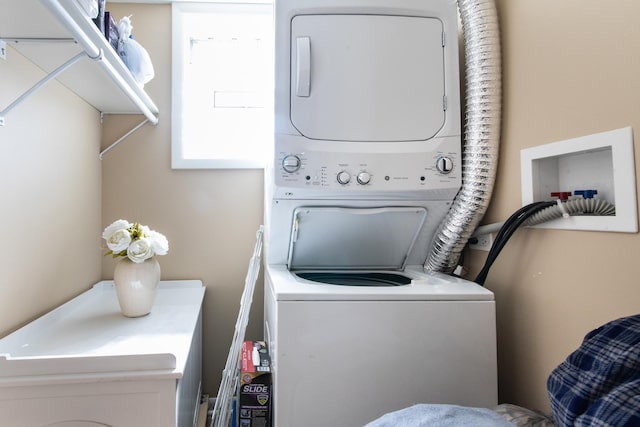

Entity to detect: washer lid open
[287,207,428,270]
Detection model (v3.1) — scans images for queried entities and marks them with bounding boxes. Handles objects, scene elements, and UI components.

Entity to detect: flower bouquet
[102,220,169,317]
[102,219,169,262]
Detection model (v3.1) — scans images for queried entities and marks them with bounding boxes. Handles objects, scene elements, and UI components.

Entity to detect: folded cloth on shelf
[547,314,640,427]
[363,404,516,427]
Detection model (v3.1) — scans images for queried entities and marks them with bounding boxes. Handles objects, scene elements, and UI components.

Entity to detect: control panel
[273,136,461,194]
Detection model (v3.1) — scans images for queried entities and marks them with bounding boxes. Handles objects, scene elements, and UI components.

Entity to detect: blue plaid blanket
[547,314,640,426]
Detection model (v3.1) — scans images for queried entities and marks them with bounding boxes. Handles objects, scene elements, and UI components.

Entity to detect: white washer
[264,207,498,427]
[265,270,497,427]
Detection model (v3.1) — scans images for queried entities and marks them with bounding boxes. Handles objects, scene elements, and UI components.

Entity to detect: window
[172,2,273,169]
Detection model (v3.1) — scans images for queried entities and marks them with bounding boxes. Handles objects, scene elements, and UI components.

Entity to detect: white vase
[113,257,161,317]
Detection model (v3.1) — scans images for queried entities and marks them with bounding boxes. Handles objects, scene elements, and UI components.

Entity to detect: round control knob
[357,171,371,185]
[436,156,454,174]
[282,155,301,173]
[337,171,351,185]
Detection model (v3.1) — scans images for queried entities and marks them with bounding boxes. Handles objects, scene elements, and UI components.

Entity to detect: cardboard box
[238,341,272,427]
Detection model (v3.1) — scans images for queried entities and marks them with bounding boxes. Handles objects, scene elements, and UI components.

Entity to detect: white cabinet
[0,280,205,427]
[0,0,159,124]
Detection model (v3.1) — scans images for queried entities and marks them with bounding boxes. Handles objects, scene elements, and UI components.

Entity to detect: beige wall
[466,0,640,411]
[0,45,102,336]
[100,4,265,398]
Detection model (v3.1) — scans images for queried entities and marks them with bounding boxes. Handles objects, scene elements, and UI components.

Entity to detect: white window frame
[171,1,273,169]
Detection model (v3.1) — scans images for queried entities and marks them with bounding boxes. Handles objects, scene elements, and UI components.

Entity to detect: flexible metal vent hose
[425,0,502,273]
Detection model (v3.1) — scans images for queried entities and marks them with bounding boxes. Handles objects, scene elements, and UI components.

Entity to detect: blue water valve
[574,190,598,199]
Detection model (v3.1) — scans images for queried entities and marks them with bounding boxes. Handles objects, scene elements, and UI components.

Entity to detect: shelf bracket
[99,118,151,160]
[0,50,87,126]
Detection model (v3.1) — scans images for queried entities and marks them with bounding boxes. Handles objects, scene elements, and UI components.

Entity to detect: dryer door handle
[295,36,311,97]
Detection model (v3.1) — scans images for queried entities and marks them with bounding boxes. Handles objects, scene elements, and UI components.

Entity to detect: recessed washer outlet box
[520,126,637,232]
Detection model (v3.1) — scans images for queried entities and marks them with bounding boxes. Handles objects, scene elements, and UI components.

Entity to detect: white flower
[102,219,169,262]
[149,230,169,256]
[127,237,154,263]
[103,219,132,253]
[102,219,131,239]
[106,228,132,253]
[139,224,152,236]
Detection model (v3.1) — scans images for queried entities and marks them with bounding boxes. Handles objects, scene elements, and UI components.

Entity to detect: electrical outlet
[469,233,493,251]
[0,40,6,60]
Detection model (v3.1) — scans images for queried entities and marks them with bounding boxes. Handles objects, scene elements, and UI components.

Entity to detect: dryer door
[290,14,446,142]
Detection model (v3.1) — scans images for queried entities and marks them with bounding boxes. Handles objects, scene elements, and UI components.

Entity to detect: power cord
[473,201,556,286]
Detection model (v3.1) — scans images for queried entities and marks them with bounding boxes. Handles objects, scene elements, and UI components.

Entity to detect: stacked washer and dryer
[264,0,498,425]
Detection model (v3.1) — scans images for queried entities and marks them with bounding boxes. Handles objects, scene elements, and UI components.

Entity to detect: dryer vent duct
[425,0,502,273]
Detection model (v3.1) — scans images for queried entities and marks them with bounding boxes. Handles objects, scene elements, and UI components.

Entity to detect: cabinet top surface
[0,281,205,384]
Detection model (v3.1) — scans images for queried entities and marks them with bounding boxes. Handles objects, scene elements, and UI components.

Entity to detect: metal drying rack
[210,225,264,427]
